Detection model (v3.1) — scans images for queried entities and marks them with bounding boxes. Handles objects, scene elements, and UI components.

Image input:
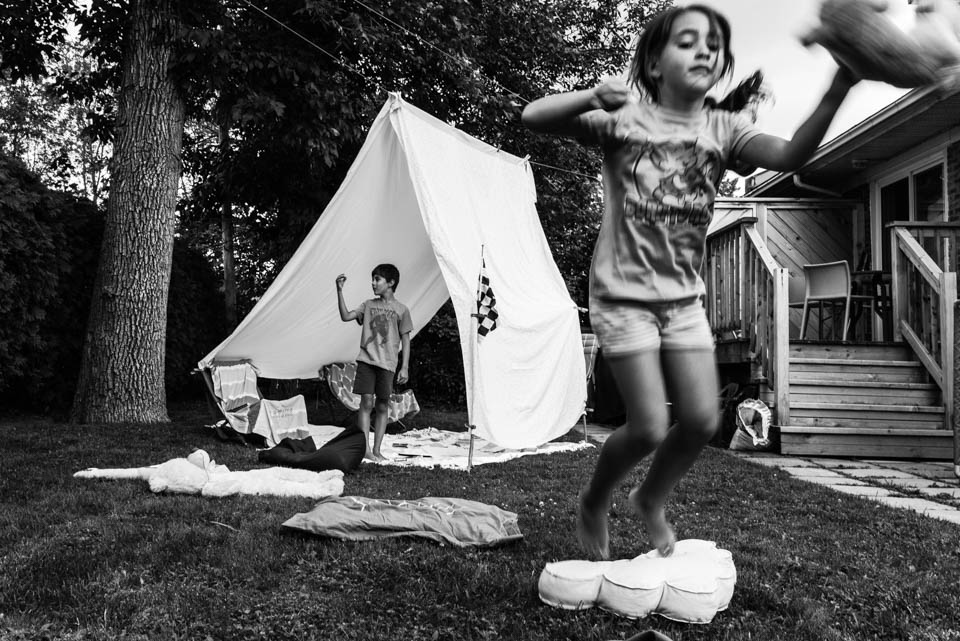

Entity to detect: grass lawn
[2,400,960,640]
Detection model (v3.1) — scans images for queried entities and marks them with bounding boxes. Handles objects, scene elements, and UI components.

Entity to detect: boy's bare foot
[577,488,610,560]
[628,486,676,557]
[372,452,388,462]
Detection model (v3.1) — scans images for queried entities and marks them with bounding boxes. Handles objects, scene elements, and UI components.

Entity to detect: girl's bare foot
[628,486,676,557]
[577,488,610,560]
[363,450,378,462]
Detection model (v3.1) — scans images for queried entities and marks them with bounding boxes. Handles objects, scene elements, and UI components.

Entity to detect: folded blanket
[75,449,344,499]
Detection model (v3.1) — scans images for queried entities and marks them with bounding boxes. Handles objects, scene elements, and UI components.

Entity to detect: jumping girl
[522,4,858,559]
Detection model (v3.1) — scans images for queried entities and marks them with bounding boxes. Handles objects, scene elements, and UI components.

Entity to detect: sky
[700,0,916,142]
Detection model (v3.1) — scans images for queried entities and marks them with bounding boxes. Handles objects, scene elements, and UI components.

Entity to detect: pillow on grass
[801,0,960,89]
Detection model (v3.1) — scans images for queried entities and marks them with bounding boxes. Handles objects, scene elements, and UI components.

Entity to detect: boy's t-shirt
[575,98,761,303]
[355,297,413,372]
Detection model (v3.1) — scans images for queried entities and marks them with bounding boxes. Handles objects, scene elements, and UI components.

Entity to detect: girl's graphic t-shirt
[356,298,413,372]
[577,98,761,303]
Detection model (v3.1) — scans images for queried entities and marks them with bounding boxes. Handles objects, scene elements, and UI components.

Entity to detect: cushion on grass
[283,496,523,547]
[538,539,736,623]
[801,0,960,89]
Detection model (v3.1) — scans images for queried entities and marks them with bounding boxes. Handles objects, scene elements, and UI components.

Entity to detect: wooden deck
[707,201,958,461]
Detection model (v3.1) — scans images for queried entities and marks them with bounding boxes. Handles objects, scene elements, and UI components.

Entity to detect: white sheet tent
[199,94,586,449]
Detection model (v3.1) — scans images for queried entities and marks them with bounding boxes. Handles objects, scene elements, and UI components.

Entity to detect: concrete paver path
[731,451,960,525]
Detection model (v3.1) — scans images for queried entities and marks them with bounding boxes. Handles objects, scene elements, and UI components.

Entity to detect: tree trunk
[70,0,184,423]
[220,119,238,329]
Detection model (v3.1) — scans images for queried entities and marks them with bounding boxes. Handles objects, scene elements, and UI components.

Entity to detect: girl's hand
[592,79,630,111]
[336,274,347,290]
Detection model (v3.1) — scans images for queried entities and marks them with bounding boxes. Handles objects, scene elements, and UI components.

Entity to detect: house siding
[948,141,960,221]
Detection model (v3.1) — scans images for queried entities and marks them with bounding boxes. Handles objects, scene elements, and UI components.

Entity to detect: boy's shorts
[589,296,715,358]
[353,361,394,401]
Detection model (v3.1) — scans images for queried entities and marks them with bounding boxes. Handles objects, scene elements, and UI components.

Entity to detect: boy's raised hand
[592,79,630,111]
[336,274,347,290]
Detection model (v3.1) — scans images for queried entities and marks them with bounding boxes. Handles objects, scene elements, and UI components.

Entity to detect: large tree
[69,0,185,422]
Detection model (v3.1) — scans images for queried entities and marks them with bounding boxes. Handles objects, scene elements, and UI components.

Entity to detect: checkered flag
[475,255,499,341]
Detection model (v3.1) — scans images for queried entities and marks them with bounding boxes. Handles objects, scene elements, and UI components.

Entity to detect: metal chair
[789,260,875,341]
[581,333,600,442]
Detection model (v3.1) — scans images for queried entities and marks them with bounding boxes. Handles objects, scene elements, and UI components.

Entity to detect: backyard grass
[2,400,960,641]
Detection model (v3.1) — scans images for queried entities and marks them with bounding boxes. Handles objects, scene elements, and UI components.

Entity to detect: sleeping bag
[258,427,366,473]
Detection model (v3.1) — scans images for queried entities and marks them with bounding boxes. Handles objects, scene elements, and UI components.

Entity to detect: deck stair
[779,342,953,459]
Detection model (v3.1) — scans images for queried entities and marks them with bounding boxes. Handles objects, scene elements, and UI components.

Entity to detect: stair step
[790,358,922,367]
[789,342,913,361]
[791,401,943,413]
[789,380,937,390]
[789,400,945,428]
[788,416,946,429]
[779,425,953,459]
[790,389,940,405]
[789,379,940,405]
[789,358,929,383]
[780,426,949,436]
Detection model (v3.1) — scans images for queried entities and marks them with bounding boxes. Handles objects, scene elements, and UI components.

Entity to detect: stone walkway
[730,451,960,525]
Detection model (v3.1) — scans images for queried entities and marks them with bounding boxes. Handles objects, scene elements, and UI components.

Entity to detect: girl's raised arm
[522,80,631,135]
[738,67,859,172]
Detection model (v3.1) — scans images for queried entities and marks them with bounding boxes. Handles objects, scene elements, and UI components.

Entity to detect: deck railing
[890,225,957,431]
[889,221,960,273]
[705,214,790,423]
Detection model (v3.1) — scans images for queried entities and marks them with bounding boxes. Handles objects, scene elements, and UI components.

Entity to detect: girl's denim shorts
[589,296,715,357]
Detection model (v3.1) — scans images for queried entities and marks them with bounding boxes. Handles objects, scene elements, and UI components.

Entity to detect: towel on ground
[74,449,344,499]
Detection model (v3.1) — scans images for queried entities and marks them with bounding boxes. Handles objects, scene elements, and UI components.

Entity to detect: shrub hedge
[0,154,224,415]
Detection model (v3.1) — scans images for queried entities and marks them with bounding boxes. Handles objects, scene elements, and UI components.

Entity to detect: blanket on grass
[74,449,344,499]
[283,496,523,547]
[363,427,591,469]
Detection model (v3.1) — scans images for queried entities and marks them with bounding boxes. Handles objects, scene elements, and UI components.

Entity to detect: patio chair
[789,260,875,341]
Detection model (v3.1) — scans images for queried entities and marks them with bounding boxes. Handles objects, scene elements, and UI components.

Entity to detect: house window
[879,178,908,271]
[876,161,946,269]
[915,164,945,223]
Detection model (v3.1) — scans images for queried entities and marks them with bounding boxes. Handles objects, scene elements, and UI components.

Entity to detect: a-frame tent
[199,94,586,449]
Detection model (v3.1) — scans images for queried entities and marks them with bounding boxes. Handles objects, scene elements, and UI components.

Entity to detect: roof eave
[746,83,954,196]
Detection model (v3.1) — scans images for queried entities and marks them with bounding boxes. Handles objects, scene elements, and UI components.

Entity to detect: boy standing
[335,264,413,461]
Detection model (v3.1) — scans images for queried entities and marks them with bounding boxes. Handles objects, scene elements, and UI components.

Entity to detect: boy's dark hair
[372,263,400,292]
[628,4,762,113]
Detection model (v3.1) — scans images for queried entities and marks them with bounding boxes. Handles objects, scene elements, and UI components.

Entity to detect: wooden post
[941,273,956,452]
[890,227,906,341]
[773,267,790,427]
[756,202,768,244]
[466,423,475,471]
[954,301,960,480]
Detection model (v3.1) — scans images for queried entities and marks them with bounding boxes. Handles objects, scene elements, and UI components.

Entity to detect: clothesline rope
[240,0,600,182]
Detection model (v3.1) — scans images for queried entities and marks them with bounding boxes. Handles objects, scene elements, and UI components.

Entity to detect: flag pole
[466,245,484,472]
[468,243,499,472]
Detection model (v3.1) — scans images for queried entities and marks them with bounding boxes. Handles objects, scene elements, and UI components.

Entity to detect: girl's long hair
[627,4,764,113]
